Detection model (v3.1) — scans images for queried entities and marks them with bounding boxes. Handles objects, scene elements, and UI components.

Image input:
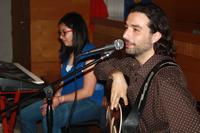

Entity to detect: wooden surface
[30,0,90,81]
[153,0,200,22]
[92,18,124,46]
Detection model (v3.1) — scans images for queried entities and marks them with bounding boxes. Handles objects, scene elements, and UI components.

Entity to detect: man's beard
[126,47,142,56]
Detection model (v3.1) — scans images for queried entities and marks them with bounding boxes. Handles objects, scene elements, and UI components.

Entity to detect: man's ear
[152,31,162,44]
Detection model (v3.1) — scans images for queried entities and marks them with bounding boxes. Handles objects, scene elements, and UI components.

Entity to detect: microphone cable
[63,55,79,133]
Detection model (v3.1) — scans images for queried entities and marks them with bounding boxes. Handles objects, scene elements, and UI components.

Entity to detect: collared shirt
[94,52,200,132]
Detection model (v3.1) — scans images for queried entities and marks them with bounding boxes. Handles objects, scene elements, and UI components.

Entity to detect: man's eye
[133,28,139,32]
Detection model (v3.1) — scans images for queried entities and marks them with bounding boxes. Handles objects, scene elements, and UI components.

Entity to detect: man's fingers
[110,95,128,109]
[110,96,119,110]
[123,96,128,105]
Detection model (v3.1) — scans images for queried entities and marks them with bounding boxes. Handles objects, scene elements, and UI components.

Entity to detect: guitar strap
[121,59,178,133]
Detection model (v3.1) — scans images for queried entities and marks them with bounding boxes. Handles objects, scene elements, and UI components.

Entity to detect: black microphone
[78,39,124,57]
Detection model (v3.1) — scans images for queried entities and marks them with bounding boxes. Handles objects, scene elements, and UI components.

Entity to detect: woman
[19,12,105,133]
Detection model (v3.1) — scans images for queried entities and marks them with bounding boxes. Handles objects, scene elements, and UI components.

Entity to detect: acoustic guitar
[106,104,123,133]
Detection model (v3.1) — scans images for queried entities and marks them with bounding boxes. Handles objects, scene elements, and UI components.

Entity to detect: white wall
[0,0,12,62]
[104,0,125,21]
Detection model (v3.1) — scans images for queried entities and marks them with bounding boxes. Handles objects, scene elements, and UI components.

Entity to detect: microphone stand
[43,84,54,133]
[0,52,113,133]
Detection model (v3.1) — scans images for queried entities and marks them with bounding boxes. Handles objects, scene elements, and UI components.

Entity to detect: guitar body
[106,104,131,133]
[106,104,122,133]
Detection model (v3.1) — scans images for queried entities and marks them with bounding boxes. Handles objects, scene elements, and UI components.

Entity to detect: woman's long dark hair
[58,12,89,64]
[131,3,176,58]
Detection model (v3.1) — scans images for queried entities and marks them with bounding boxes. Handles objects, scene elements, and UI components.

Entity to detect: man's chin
[126,48,134,55]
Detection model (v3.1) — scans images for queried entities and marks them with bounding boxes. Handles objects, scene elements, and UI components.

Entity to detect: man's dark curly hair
[131,3,176,58]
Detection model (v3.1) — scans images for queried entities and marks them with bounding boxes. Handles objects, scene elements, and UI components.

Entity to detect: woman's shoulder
[82,42,96,52]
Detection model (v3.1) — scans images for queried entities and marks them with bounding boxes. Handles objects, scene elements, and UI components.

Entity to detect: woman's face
[58,23,73,47]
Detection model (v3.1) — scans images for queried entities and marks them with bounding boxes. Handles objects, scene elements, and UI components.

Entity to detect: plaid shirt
[95,53,200,133]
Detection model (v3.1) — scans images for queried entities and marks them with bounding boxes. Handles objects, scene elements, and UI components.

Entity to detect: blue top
[61,43,104,105]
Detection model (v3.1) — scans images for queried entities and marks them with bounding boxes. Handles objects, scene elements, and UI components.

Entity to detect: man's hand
[110,71,128,110]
